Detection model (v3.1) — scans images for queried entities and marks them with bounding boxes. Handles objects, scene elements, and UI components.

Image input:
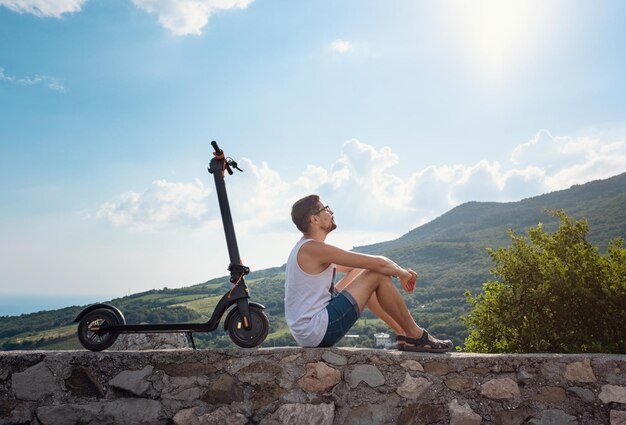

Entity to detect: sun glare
[436,0,555,83]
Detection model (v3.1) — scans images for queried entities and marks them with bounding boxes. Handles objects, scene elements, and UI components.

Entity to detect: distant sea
[0,294,114,317]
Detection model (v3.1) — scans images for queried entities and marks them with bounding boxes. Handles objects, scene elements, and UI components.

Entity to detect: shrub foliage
[464,210,626,353]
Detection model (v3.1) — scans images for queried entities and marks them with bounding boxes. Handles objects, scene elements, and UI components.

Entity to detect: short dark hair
[291,194,320,233]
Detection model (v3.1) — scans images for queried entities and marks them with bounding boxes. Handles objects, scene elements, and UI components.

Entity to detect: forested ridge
[2,172,625,351]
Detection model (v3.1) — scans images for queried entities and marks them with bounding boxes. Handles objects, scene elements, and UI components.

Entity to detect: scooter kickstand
[187,332,196,350]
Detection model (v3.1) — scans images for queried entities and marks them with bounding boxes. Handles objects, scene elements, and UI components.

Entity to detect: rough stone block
[565,358,596,383]
[297,362,341,393]
[396,373,432,400]
[481,378,521,400]
[533,386,567,404]
[261,403,334,425]
[610,410,626,425]
[445,377,475,392]
[448,399,482,425]
[202,374,244,404]
[566,386,595,403]
[600,385,626,404]
[109,365,154,397]
[401,359,424,372]
[112,332,190,350]
[173,406,248,425]
[347,364,385,388]
[493,406,533,425]
[321,351,347,366]
[397,402,445,425]
[65,366,105,398]
[11,361,58,401]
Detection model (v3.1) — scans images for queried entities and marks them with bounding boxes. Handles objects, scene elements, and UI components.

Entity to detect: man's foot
[396,335,406,350]
[403,329,452,353]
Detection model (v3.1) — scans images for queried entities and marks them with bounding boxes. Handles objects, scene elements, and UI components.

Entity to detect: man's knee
[360,270,391,286]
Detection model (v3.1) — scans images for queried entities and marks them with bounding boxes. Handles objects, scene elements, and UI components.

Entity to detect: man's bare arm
[299,241,416,291]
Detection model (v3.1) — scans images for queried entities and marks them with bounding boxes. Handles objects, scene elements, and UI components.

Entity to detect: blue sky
[1,0,626,304]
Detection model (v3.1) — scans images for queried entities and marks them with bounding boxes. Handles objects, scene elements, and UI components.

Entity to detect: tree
[463,210,626,353]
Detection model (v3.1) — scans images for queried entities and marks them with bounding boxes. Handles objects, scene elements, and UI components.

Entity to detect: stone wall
[1,348,625,424]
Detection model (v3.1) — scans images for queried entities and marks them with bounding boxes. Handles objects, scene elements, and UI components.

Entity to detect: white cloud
[0,0,85,17]
[0,0,253,35]
[131,0,254,36]
[511,129,596,171]
[95,131,626,245]
[0,67,65,92]
[330,39,353,53]
[96,179,213,231]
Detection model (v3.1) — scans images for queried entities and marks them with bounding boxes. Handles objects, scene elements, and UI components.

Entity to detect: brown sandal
[396,335,406,351]
[403,330,452,353]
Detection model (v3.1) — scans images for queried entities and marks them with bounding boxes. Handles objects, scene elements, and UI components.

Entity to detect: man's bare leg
[342,269,451,350]
[342,269,422,339]
[337,270,404,337]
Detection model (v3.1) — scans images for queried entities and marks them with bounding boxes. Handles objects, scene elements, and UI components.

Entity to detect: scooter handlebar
[211,140,223,157]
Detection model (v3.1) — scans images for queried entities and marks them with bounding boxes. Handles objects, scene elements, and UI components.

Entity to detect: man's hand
[400,268,418,293]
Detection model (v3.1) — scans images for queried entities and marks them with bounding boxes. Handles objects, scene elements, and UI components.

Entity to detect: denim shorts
[317,291,361,347]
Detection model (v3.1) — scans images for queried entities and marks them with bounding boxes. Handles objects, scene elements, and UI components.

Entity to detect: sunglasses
[313,205,333,215]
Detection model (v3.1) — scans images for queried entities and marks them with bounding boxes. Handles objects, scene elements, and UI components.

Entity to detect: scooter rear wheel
[77,308,120,351]
[226,305,269,348]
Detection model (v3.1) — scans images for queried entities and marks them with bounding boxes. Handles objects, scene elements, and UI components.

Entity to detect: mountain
[2,172,625,351]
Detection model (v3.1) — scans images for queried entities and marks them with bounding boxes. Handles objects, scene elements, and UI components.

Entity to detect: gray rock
[445,377,475,392]
[162,375,205,402]
[611,410,626,425]
[396,373,432,400]
[529,409,577,425]
[297,362,341,393]
[533,386,566,403]
[481,378,521,400]
[600,385,626,404]
[173,406,248,425]
[400,360,424,372]
[112,332,190,350]
[38,399,163,425]
[448,399,482,425]
[202,374,244,404]
[423,361,454,376]
[493,407,533,425]
[340,402,393,425]
[109,365,154,396]
[65,366,105,398]
[347,364,385,388]
[103,398,163,425]
[397,403,445,425]
[322,351,347,366]
[237,361,283,385]
[517,369,534,385]
[156,362,217,377]
[0,400,36,424]
[11,362,58,401]
[37,403,101,425]
[567,386,595,403]
[261,403,334,425]
[565,359,596,383]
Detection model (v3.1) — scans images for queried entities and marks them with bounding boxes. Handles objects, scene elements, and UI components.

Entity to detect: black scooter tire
[77,308,120,351]
[226,305,269,348]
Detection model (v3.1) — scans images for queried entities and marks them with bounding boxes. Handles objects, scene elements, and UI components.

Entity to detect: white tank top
[284,238,337,347]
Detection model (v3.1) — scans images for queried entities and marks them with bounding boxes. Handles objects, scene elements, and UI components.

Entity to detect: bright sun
[436,0,556,83]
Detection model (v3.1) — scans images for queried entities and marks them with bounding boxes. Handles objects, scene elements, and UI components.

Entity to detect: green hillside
[2,172,625,351]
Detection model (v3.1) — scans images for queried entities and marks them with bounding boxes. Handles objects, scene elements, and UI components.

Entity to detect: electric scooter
[74,141,270,351]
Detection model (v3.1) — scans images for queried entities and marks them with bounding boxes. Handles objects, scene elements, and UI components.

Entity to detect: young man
[284,194,453,352]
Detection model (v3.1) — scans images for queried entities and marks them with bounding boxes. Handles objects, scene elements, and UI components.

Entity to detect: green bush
[464,210,626,353]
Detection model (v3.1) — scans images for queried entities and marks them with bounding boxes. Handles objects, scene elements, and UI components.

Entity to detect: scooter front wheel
[77,308,120,351]
[226,305,269,348]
